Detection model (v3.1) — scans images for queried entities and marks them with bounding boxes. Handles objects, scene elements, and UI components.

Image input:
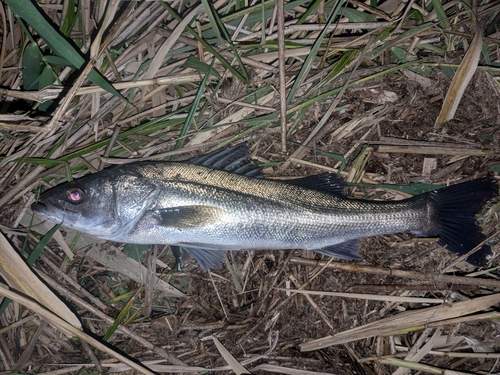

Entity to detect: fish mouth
[31,201,64,224]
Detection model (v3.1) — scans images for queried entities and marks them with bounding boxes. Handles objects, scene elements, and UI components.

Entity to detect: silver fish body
[32,147,498,270]
[102,163,428,247]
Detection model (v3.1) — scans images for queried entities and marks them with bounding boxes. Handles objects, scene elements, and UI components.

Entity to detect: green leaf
[288,60,422,114]
[122,244,150,262]
[482,40,491,65]
[391,47,432,76]
[22,42,42,90]
[38,65,56,111]
[406,9,425,23]
[206,0,313,31]
[6,0,127,102]
[60,0,77,36]
[28,224,62,266]
[316,150,346,173]
[200,1,249,83]
[296,0,324,24]
[236,0,245,11]
[7,0,84,68]
[440,66,455,78]
[183,55,221,78]
[102,292,138,341]
[488,164,500,173]
[171,60,216,160]
[200,0,223,42]
[374,26,395,44]
[43,55,75,67]
[431,0,451,29]
[159,1,248,83]
[371,23,433,58]
[323,49,359,85]
[286,0,346,105]
[343,8,375,22]
[39,65,55,89]
[417,43,445,55]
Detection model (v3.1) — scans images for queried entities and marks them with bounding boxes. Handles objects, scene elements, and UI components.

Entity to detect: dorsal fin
[189,143,263,178]
[286,173,347,196]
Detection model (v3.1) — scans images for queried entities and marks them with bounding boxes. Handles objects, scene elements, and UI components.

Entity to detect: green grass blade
[28,224,62,266]
[38,65,56,110]
[391,47,432,76]
[371,22,433,58]
[406,9,425,23]
[205,1,249,82]
[171,61,215,160]
[260,0,266,45]
[286,0,346,105]
[322,49,359,85]
[6,0,84,66]
[22,43,42,90]
[102,292,138,341]
[316,149,346,173]
[200,0,223,43]
[43,55,74,67]
[288,60,421,114]
[184,55,221,77]
[343,7,375,22]
[296,0,323,24]
[5,0,127,102]
[488,164,500,173]
[204,0,313,31]
[431,0,451,29]
[159,1,248,83]
[60,0,77,36]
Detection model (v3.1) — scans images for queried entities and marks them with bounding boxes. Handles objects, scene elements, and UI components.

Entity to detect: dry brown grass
[0,0,500,374]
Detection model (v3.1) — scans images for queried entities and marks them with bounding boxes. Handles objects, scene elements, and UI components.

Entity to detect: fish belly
[110,192,428,252]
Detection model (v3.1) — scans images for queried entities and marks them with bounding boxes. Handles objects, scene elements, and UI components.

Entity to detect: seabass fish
[32,144,498,271]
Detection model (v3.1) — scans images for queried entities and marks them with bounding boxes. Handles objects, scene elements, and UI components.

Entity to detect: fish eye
[66,187,85,203]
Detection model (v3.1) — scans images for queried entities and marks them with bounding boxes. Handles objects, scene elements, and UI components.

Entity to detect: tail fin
[426,177,498,266]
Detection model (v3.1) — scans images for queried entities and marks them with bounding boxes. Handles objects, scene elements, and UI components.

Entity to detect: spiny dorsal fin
[189,143,262,178]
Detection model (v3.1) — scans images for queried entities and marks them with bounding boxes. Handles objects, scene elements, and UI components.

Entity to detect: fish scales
[31,144,498,271]
[124,163,428,247]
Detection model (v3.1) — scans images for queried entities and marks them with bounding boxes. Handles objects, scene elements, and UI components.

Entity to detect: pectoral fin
[155,206,224,229]
[169,245,189,271]
[312,240,363,260]
[181,246,227,271]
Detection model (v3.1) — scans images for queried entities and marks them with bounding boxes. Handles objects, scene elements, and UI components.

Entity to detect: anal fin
[312,240,363,261]
[180,246,227,271]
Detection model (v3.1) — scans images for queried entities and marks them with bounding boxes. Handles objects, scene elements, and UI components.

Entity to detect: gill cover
[32,171,160,239]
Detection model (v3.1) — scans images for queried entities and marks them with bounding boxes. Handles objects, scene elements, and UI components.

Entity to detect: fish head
[31,170,159,238]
